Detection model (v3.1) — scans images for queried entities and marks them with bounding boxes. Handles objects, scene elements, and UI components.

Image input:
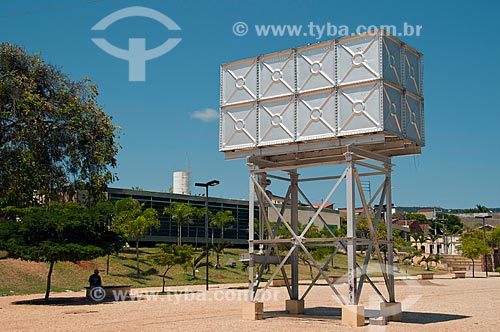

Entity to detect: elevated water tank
[173,171,190,195]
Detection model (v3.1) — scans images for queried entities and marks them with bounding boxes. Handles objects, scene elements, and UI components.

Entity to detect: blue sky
[1,0,499,209]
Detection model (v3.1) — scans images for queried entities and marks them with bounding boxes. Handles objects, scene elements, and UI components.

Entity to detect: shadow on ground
[11,296,144,306]
[11,289,202,306]
[264,307,470,325]
[400,311,470,324]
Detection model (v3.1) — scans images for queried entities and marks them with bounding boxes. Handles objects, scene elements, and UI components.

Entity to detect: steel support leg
[290,171,299,300]
[385,163,395,302]
[248,169,255,301]
[345,154,357,305]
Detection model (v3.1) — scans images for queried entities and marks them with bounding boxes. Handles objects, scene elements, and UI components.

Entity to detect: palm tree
[418,254,441,271]
[448,225,463,254]
[411,233,426,251]
[210,210,236,242]
[428,233,441,254]
[211,242,231,269]
[402,247,422,278]
[184,249,212,279]
[164,202,197,245]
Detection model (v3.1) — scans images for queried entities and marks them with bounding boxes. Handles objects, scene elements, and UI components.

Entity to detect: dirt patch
[76,262,94,270]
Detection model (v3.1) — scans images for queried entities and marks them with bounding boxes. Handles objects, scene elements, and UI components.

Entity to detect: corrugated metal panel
[338,81,383,136]
[337,33,381,86]
[296,41,335,93]
[403,47,423,96]
[221,58,258,106]
[220,102,258,151]
[258,96,295,146]
[259,50,295,100]
[381,35,403,87]
[382,82,404,137]
[404,92,424,145]
[219,30,424,153]
[296,88,337,141]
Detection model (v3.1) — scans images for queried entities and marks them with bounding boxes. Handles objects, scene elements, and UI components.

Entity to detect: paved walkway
[1,276,499,332]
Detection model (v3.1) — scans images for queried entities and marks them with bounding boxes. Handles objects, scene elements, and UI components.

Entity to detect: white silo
[173,171,190,195]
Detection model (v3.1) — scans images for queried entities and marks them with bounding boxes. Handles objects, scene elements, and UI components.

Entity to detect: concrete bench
[85,285,131,300]
[453,271,466,278]
[225,258,236,268]
[417,273,434,280]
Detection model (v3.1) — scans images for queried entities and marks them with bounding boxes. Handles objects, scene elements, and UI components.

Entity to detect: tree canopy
[0,43,120,207]
[405,213,428,223]
[163,202,198,245]
[458,236,490,277]
[115,197,160,276]
[487,226,500,249]
[150,244,193,293]
[0,202,124,301]
[429,213,463,235]
[210,210,235,241]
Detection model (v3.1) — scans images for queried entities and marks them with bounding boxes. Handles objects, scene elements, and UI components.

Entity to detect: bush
[495,267,500,273]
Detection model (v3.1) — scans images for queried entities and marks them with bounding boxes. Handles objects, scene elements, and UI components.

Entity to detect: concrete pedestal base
[380,302,402,321]
[285,299,304,314]
[242,301,264,320]
[341,304,365,327]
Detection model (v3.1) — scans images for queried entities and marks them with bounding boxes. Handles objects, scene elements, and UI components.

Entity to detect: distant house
[338,208,366,216]
[417,209,436,220]
[393,219,424,234]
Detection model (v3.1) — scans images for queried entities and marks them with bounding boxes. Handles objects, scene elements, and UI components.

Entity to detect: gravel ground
[1,275,499,332]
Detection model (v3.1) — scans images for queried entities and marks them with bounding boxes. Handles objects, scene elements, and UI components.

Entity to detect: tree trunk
[162,270,167,293]
[216,253,220,269]
[136,239,140,277]
[44,261,55,303]
[221,227,225,254]
[472,258,475,278]
[307,261,313,279]
[106,254,110,275]
[178,223,182,245]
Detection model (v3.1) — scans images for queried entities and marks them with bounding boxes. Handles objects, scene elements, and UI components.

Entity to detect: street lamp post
[475,214,492,277]
[195,180,219,291]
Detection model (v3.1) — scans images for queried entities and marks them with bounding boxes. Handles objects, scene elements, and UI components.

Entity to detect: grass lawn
[0,246,443,296]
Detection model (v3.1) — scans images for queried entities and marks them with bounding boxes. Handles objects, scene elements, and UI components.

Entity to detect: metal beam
[248,170,255,301]
[345,152,357,305]
[290,172,299,300]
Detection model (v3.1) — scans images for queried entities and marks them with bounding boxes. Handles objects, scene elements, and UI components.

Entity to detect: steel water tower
[220,30,424,326]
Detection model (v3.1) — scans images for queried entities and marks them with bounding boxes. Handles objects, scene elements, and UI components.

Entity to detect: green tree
[164,202,197,245]
[402,247,423,278]
[464,205,490,213]
[406,213,428,223]
[430,214,463,254]
[0,202,123,302]
[184,249,212,279]
[458,237,490,278]
[210,210,236,242]
[487,226,500,248]
[418,254,441,271]
[411,233,426,250]
[115,198,160,276]
[211,242,232,269]
[0,43,119,208]
[88,200,124,274]
[428,233,441,254]
[150,244,193,293]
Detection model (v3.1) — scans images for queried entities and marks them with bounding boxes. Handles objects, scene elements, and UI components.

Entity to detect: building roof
[393,219,424,234]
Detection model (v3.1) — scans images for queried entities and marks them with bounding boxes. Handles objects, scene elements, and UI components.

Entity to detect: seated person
[89,269,102,288]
